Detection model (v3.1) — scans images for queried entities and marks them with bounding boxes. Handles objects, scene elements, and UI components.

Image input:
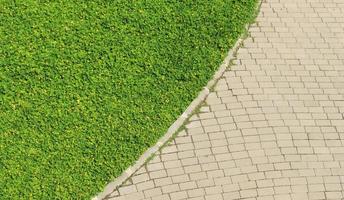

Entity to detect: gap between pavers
[93,1,262,199]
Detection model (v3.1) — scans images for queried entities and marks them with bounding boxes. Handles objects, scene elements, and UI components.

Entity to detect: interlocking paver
[105,0,344,199]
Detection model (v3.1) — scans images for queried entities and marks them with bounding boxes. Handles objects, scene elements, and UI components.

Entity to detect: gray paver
[105,0,344,199]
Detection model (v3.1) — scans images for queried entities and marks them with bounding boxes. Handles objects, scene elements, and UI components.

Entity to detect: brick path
[107,0,344,199]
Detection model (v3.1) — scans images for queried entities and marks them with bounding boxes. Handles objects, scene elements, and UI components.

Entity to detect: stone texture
[106,0,344,199]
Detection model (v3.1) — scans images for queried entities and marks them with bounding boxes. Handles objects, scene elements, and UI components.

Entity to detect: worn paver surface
[106,0,344,199]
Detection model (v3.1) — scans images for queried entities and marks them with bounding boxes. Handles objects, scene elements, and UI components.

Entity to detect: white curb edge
[92,2,262,199]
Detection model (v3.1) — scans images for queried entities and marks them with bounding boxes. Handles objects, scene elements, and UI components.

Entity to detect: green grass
[0,0,257,199]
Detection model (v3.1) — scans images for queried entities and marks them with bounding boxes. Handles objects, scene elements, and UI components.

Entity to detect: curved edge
[92,1,262,199]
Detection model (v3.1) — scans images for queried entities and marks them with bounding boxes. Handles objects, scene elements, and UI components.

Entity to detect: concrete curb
[92,2,262,199]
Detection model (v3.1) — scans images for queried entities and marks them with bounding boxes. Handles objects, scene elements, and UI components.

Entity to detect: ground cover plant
[0,0,257,199]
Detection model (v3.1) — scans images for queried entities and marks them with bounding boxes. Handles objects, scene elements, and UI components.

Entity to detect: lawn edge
[93,1,262,199]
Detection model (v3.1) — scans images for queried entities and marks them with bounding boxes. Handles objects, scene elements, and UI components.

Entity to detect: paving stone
[105,0,344,199]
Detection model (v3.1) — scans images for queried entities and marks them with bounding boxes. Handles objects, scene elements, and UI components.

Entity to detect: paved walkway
[107,0,344,199]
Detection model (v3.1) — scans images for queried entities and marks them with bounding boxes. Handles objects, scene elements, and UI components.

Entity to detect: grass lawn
[0,0,257,199]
